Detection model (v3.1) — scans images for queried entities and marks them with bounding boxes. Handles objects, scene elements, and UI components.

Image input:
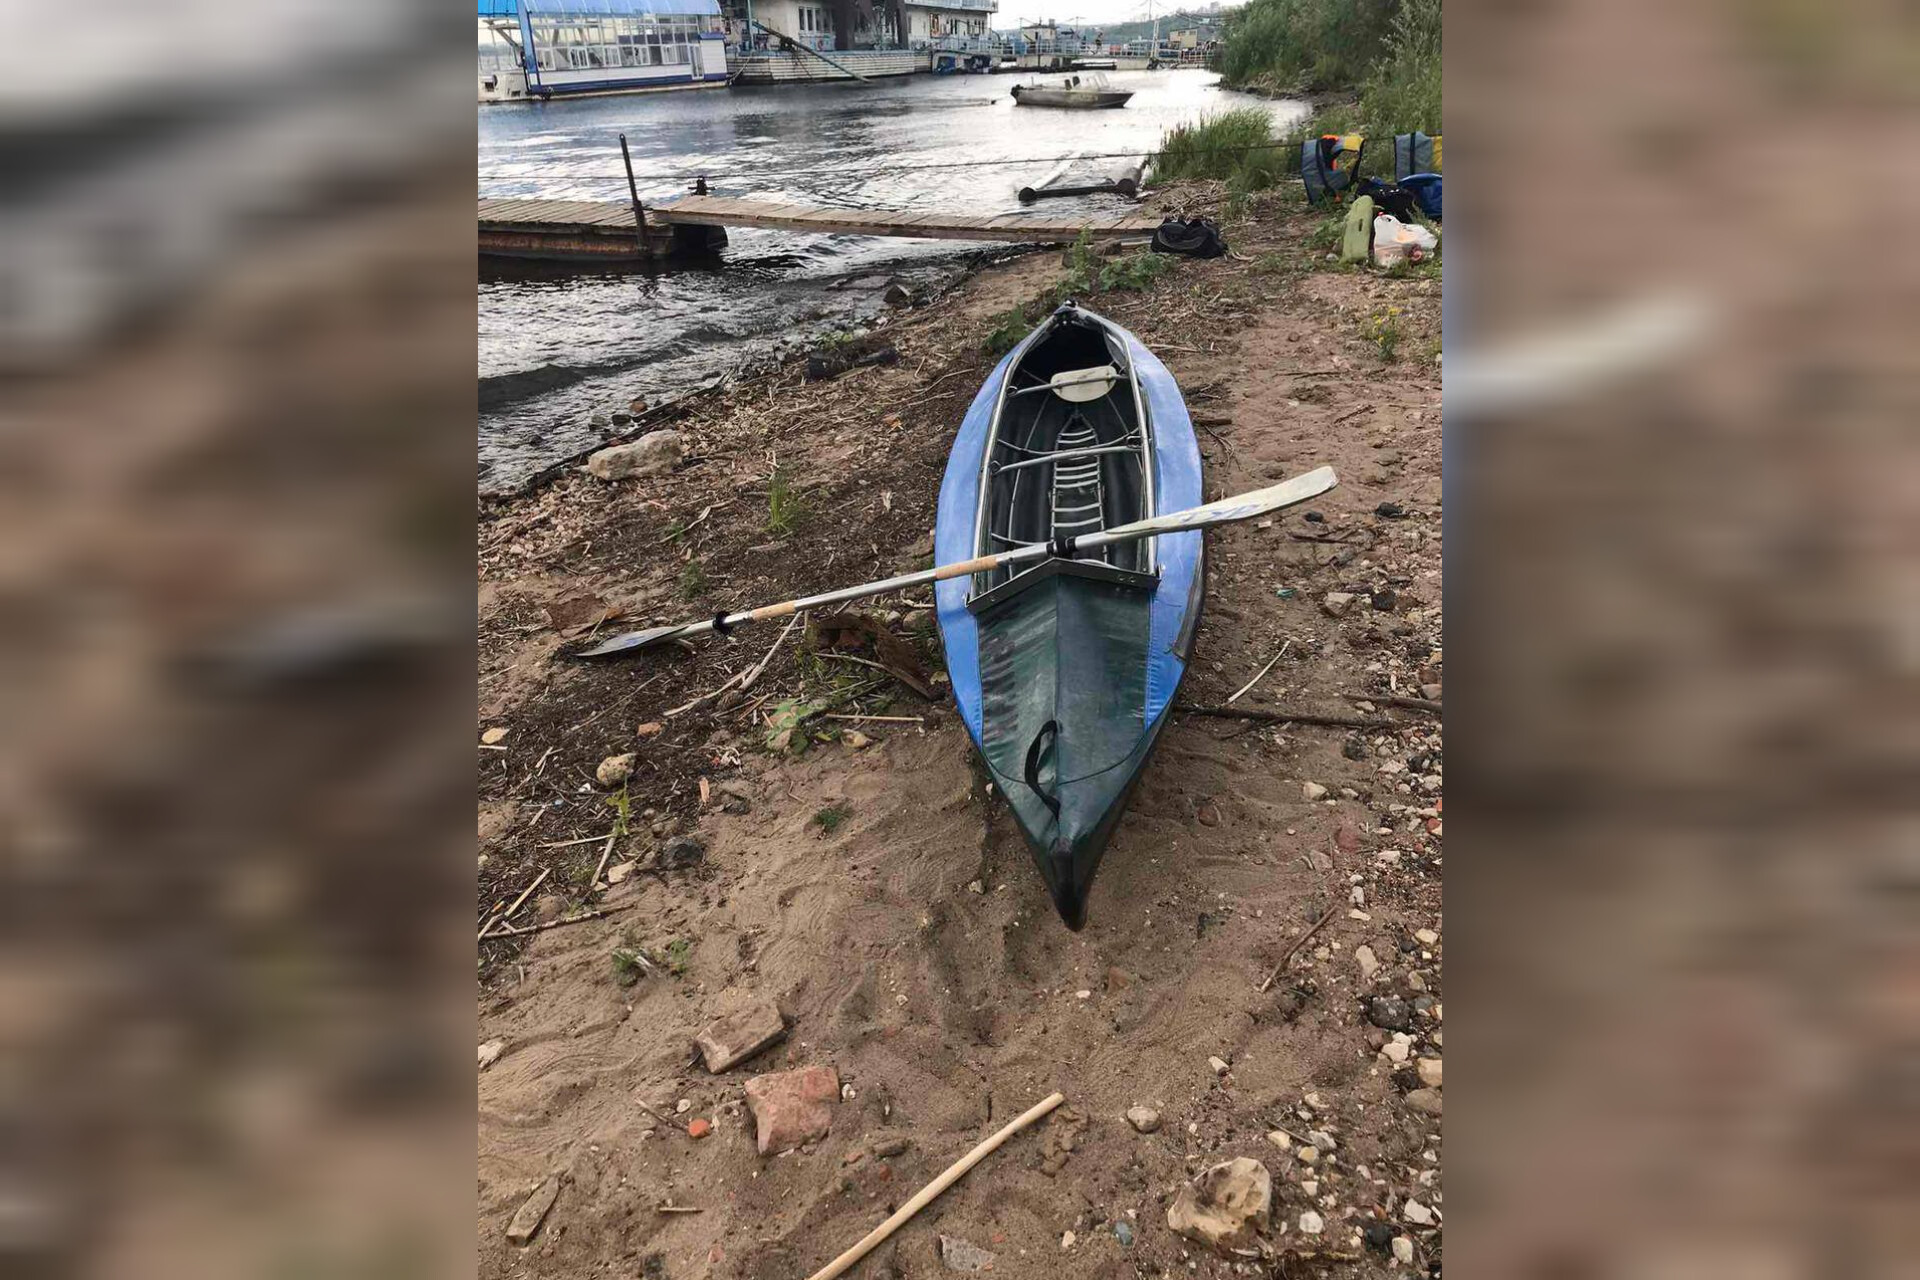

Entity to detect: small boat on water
[1011,73,1132,109]
[935,301,1202,929]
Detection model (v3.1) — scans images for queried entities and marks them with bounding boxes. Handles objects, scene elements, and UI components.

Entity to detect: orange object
[688,1119,712,1139]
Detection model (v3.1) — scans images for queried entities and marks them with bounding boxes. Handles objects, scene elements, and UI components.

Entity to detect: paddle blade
[1096,466,1338,543]
[572,621,702,659]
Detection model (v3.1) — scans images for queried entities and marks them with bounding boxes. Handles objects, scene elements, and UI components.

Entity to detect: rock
[636,721,665,737]
[675,1098,692,1113]
[1419,682,1442,700]
[1060,1230,1075,1248]
[1355,945,1380,978]
[657,834,706,869]
[1299,1210,1324,1235]
[1321,591,1356,617]
[1350,885,1366,906]
[1393,1235,1416,1264]
[844,730,873,749]
[1166,1157,1272,1254]
[1307,1129,1336,1151]
[589,411,610,427]
[611,411,633,426]
[1382,1041,1410,1064]
[1374,447,1403,467]
[628,397,649,415]
[872,1136,909,1157]
[606,860,637,884]
[884,282,915,307]
[1208,1056,1231,1077]
[586,430,685,481]
[1297,1145,1318,1163]
[596,753,636,788]
[1301,781,1328,801]
[534,894,563,923]
[1417,1057,1443,1088]
[1374,501,1406,518]
[506,1177,560,1244]
[1114,1220,1135,1246]
[1335,825,1363,853]
[1370,587,1398,612]
[1403,1199,1434,1225]
[1368,995,1412,1031]
[1414,928,1439,945]
[938,1235,997,1272]
[481,726,508,745]
[687,1118,711,1138]
[478,1039,506,1069]
[744,1064,839,1154]
[1264,1129,1292,1151]
[695,999,787,1072]
[1342,739,1368,760]
[1306,849,1335,872]
[1126,1105,1163,1133]
[1363,1221,1394,1253]
[1405,1088,1443,1116]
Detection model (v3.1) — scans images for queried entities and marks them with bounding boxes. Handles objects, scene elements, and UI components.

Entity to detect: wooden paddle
[573,466,1337,659]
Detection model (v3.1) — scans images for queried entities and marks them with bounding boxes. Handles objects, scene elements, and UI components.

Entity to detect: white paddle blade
[1092,466,1338,544]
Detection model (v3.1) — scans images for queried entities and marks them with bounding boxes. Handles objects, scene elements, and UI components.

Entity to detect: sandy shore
[477,181,1443,1278]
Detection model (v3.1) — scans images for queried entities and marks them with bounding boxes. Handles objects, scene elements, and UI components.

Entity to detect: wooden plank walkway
[477,196,1160,248]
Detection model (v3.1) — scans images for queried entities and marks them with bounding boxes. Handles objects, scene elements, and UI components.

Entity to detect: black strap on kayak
[712,610,734,636]
[1023,720,1061,819]
[1049,536,1078,560]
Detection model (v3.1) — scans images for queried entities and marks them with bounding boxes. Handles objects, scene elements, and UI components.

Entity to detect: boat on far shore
[1010,72,1132,109]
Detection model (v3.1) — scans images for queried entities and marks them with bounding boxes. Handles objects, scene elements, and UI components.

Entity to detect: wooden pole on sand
[803,1092,1066,1280]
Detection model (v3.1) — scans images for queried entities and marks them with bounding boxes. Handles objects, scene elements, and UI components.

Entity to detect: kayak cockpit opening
[971,308,1157,604]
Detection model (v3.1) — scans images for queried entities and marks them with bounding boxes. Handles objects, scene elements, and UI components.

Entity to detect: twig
[663,613,801,718]
[822,713,925,724]
[635,1098,682,1129]
[656,1204,704,1214]
[481,903,635,939]
[804,1093,1066,1280]
[1258,904,1340,993]
[1346,692,1442,714]
[479,866,550,941]
[538,834,609,849]
[1227,640,1290,704]
[1179,705,1395,731]
[590,831,617,889]
[1329,404,1372,426]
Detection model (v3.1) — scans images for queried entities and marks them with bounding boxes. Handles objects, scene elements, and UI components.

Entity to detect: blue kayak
[935,302,1204,929]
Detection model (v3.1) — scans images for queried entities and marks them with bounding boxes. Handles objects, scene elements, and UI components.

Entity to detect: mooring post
[618,132,653,262]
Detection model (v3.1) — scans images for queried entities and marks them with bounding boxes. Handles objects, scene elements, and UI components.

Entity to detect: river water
[477,68,1302,495]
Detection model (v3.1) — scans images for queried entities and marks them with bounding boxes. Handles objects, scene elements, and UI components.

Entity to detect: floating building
[478,0,730,101]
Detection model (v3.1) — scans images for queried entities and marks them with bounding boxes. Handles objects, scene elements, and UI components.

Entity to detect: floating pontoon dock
[477,195,1161,260]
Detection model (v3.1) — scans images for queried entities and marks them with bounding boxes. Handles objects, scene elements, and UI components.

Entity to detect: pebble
[1415,928,1439,945]
[1367,995,1412,1031]
[1404,1199,1434,1225]
[1265,1130,1292,1151]
[675,1098,692,1113]
[1208,1056,1230,1076]
[505,1177,561,1244]
[872,1137,909,1157]
[1299,1210,1324,1235]
[1307,1129,1336,1151]
[595,753,636,788]
[478,1039,506,1070]
[687,1118,711,1139]
[1114,1220,1135,1247]
[1075,989,1092,999]
[1061,1231,1075,1249]
[1417,1057,1443,1088]
[1301,1179,1318,1195]
[1382,1040,1410,1064]
[1393,1236,1416,1264]
[1126,1106,1164,1134]
[1297,1146,1318,1163]
[938,1235,996,1273]
[1364,1222,1394,1253]
[1301,781,1329,801]
[1350,886,1365,906]
[1321,591,1356,617]
[1355,946,1380,978]
[1406,1088,1443,1116]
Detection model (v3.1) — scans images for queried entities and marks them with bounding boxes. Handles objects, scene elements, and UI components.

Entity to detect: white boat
[1010,72,1132,109]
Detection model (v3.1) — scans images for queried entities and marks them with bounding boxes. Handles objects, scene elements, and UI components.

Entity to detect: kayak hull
[934,302,1203,928]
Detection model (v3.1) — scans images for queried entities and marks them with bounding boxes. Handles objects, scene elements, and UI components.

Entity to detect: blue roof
[479,0,720,16]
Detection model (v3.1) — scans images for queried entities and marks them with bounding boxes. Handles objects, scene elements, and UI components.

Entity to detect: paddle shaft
[575,467,1336,657]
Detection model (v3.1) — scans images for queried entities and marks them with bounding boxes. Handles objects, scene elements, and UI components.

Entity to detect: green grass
[1368,305,1404,362]
[604,785,631,836]
[663,939,691,976]
[766,465,803,536]
[611,948,647,987]
[1154,108,1285,192]
[812,802,851,834]
[983,304,1032,356]
[679,559,706,599]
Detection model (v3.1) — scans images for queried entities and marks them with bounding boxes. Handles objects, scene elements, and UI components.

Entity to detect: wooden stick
[1227,640,1290,704]
[481,903,634,940]
[1346,692,1442,714]
[1258,904,1340,993]
[804,1092,1066,1280]
[1179,705,1395,731]
[590,831,617,889]
[480,866,549,940]
[538,833,608,849]
[821,713,925,724]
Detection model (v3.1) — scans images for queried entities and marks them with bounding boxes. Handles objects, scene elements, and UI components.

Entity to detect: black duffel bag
[1150,217,1227,259]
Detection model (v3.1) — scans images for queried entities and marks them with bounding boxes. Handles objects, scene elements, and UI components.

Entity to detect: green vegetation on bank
[1219,0,1439,138]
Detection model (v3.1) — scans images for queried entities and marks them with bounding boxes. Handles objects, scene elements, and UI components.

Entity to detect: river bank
[477,178,1442,1278]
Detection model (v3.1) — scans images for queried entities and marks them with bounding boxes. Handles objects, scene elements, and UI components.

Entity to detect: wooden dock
[478,195,1161,261]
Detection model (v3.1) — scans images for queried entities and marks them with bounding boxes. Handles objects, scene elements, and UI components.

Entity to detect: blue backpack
[1399,173,1442,221]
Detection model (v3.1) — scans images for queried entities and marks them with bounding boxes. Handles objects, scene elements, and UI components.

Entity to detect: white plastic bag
[1372,214,1439,267]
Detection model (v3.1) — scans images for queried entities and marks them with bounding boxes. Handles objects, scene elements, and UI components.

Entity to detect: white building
[478,0,729,101]
[726,0,994,50]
